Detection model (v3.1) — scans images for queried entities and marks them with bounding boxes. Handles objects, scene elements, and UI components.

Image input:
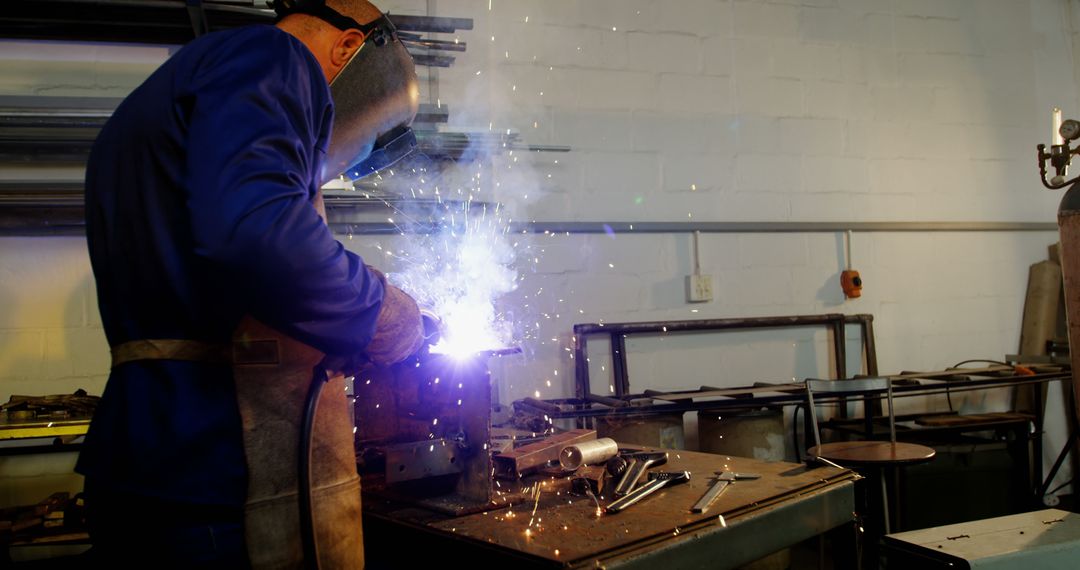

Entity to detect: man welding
[80,0,421,567]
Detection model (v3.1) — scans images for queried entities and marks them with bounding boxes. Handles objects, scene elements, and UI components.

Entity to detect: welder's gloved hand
[364,267,425,367]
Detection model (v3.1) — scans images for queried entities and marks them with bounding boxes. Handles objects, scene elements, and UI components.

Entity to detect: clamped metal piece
[612,452,668,497]
[691,471,761,514]
[606,471,691,514]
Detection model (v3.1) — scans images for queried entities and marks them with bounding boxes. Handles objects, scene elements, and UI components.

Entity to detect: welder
[79,0,420,567]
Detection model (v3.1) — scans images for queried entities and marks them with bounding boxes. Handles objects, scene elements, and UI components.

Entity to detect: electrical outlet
[687,274,713,303]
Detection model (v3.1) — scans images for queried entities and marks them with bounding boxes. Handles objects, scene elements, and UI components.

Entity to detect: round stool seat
[808,441,936,467]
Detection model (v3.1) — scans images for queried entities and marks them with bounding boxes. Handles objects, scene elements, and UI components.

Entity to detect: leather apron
[111,317,365,569]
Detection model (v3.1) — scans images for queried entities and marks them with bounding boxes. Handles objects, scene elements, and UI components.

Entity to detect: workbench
[362,450,858,569]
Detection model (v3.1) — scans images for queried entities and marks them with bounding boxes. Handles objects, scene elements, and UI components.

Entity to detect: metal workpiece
[354,351,494,513]
[558,437,618,471]
[383,438,463,484]
[492,429,596,479]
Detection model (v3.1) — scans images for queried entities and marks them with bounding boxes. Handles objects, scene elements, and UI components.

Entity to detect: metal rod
[880,469,891,534]
[806,384,822,452]
[611,333,629,398]
[584,393,629,408]
[833,317,847,380]
[573,314,848,337]
[573,335,589,401]
[832,316,848,420]
[886,379,897,444]
[857,315,879,376]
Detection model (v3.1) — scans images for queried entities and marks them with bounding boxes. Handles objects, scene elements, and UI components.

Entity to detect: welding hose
[299,363,330,570]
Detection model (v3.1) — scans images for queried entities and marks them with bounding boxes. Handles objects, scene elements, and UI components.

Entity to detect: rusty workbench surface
[363,449,858,569]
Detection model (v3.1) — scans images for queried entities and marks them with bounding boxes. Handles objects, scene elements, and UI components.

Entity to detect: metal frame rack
[572,313,876,401]
[514,314,1069,505]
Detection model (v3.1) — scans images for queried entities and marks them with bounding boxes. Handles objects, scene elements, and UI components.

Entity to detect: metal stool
[805,378,936,534]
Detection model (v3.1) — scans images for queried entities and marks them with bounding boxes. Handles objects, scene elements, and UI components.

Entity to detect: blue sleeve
[183,29,383,355]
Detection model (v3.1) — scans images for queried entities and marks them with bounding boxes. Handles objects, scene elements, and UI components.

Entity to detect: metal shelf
[1,0,472,42]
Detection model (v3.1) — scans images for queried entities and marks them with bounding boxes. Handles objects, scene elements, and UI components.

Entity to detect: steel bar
[832,317,849,419]
[388,14,473,33]
[398,34,467,52]
[573,314,849,337]
[490,429,595,479]
[409,53,455,68]
[611,333,630,397]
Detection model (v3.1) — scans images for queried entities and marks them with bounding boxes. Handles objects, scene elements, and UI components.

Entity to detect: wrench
[606,471,691,514]
[690,471,761,514]
[612,451,669,497]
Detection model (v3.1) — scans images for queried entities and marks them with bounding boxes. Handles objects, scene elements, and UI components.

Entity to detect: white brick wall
[0,237,108,400]
[0,0,1078,487]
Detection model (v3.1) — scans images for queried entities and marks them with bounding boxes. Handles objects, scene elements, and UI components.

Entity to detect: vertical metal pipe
[832,317,848,381]
[858,314,877,433]
[806,383,823,452]
[886,379,897,445]
[862,316,879,377]
[611,333,630,397]
[573,331,590,400]
[693,230,702,275]
[833,317,849,419]
[845,230,853,270]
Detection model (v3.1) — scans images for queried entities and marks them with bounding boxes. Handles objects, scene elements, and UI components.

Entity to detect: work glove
[363,266,425,367]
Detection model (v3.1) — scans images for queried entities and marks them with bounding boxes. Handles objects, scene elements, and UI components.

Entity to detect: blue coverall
[80,24,384,565]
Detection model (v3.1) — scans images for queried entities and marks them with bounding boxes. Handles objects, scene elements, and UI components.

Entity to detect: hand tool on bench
[691,471,761,514]
[612,451,669,497]
[606,471,691,514]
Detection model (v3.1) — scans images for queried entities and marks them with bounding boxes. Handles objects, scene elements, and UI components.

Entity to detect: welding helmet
[270,0,420,181]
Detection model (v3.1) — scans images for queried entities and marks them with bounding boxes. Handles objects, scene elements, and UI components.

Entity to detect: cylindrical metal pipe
[559,438,618,470]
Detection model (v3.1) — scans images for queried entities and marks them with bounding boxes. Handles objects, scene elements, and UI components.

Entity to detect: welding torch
[419,309,443,352]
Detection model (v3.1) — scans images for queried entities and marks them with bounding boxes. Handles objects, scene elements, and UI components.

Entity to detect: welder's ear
[330,29,367,68]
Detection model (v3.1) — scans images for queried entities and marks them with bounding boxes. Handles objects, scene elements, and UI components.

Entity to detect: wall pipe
[325,220,1059,236]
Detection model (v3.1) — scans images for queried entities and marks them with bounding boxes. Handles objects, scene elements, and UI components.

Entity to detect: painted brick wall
[0,0,1076,485]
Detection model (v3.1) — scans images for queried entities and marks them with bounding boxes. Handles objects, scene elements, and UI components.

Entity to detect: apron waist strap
[111,339,281,368]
